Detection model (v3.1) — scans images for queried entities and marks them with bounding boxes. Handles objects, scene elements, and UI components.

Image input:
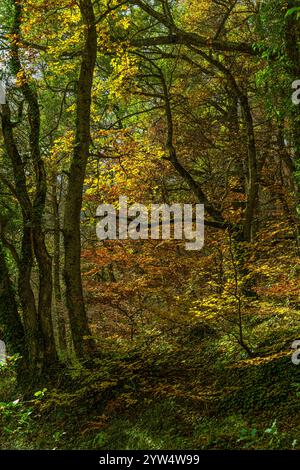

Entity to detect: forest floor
[1,312,300,450]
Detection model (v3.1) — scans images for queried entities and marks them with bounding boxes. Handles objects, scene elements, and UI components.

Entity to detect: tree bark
[11,0,57,366]
[63,0,97,357]
[0,102,44,373]
[0,241,25,360]
[51,172,70,358]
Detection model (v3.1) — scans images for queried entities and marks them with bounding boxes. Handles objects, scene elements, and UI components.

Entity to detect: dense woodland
[0,0,300,450]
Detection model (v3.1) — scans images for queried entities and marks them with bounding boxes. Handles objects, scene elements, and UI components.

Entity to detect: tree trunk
[51,173,70,359]
[11,0,57,367]
[1,103,44,373]
[0,241,25,362]
[63,0,97,357]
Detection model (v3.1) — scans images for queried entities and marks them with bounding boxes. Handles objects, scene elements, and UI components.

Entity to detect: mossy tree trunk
[63,0,97,358]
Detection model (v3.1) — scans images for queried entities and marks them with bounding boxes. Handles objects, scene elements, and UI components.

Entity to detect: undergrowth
[1,319,300,450]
